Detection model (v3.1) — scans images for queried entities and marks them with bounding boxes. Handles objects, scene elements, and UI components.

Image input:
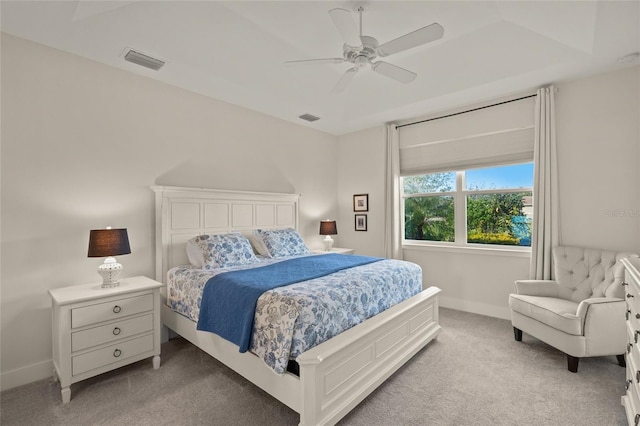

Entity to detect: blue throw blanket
[196,253,383,352]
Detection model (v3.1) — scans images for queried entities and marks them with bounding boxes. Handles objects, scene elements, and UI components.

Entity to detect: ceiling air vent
[299,114,320,122]
[124,49,165,71]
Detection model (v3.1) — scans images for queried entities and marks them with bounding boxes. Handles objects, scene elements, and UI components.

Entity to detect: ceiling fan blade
[371,61,417,84]
[328,8,363,49]
[331,68,358,93]
[378,23,444,57]
[284,58,345,66]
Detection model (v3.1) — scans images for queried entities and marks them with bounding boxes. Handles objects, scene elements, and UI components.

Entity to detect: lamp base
[98,257,123,288]
[323,235,334,252]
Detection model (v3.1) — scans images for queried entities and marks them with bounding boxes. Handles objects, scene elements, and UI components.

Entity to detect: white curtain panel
[530,86,560,279]
[384,123,403,260]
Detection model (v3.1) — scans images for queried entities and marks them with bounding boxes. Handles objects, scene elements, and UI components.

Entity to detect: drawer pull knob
[113,349,122,358]
[113,327,121,336]
[635,331,640,344]
[636,370,640,383]
[113,305,122,314]
[628,294,635,299]
[628,310,632,320]
[629,343,634,354]
[635,413,640,426]
[636,313,640,320]
[627,379,633,390]
[623,282,629,286]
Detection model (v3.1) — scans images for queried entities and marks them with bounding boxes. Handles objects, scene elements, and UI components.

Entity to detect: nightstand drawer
[71,294,153,328]
[72,334,154,376]
[72,314,154,352]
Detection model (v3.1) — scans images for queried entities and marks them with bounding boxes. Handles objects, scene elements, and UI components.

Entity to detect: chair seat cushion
[509,294,582,336]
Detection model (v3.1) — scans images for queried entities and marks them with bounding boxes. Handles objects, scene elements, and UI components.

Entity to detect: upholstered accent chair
[509,246,639,372]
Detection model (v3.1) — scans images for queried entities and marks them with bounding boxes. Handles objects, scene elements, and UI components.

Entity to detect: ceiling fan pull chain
[358,7,364,37]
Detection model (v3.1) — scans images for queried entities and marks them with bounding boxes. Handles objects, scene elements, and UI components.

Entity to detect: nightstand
[49,276,162,403]
[312,247,355,255]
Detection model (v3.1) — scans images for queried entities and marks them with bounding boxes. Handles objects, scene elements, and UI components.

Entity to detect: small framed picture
[355,214,367,231]
[353,194,369,212]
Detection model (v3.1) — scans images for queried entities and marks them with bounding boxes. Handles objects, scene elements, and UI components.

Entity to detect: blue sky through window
[465,163,533,190]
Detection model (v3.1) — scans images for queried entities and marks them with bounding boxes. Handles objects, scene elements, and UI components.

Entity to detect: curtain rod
[396,93,537,129]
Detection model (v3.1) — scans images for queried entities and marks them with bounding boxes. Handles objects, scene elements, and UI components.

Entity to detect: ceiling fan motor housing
[343,35,379,64]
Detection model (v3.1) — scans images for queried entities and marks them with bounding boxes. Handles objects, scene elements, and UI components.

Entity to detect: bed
[152,185,441,426]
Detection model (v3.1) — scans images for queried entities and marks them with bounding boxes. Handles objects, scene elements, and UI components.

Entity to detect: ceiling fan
[285,7,444,93]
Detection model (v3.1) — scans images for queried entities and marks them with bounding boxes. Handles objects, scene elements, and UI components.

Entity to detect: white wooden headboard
[151,186,300,283]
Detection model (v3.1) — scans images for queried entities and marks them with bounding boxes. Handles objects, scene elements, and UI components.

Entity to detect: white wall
[336,126,387,258]
[336,65,640,320]
[555,65,640,253]
[0,34,338,390]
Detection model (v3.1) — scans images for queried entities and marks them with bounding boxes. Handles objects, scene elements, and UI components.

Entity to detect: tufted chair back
[553,246,631,302]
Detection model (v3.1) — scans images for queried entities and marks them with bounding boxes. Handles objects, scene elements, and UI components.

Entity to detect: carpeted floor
[0,308,627,425]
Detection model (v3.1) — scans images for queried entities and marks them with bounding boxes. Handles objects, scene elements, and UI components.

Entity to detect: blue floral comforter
[167,255,422,374]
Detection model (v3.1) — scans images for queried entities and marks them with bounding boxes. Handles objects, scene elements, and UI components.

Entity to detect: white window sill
[402,242,531,258]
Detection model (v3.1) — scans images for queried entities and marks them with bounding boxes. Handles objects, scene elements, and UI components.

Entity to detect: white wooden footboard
[161,286,440,426]
[297,286,441,426]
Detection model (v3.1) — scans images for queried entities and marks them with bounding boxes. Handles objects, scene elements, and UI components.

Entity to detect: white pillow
[247,231,271,257]
[186,239,205,268]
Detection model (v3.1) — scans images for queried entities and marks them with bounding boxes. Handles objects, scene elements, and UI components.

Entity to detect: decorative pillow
[188,234,259,269]
[186,239,205,268]
[254,228,310,258]
[247,232,270,257]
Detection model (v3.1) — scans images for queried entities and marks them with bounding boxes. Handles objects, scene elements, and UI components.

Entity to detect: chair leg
[513,327,522,342]
[567,355,579,373]
[617,354,626,368]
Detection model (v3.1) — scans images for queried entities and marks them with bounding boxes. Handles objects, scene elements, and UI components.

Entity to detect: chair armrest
[514,280,559,297]
[576,297,624,319]
[575,298,626,354]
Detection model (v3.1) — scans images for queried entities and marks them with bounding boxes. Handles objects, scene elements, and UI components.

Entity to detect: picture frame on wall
[353,194,369,212]
[355,214,367,231]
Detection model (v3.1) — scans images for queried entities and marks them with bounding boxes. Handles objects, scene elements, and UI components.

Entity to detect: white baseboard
[439,295,511,320]
[1,359,53,392]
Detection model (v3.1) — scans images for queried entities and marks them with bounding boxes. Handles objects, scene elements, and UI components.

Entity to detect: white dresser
[622,257,640,424]
[49,276,162,403]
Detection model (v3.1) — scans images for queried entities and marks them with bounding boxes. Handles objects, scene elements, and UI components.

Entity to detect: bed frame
[151,185,441,426]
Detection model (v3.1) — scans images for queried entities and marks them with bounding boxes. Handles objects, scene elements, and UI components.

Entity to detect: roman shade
[397,95,536,175]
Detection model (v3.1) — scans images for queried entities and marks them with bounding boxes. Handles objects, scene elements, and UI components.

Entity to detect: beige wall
[337,65,640,319]
[0,34,338,390]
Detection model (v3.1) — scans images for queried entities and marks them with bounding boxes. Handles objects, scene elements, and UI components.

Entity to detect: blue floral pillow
[254,228,310,258]
[189,234,259,269]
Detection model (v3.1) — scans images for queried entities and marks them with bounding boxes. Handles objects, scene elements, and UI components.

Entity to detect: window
[402,163,533,248]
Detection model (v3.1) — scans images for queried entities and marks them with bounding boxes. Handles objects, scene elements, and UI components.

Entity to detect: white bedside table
[312,247,355,255]
[49,276,162,403]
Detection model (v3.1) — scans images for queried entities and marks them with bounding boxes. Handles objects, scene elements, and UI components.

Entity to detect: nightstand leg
[61,387,71,404]
[152,355,160,369]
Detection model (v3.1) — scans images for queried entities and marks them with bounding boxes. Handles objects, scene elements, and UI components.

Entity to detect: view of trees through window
[403,163,533,247]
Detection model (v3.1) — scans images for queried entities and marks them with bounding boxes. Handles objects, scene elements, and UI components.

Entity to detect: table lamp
[88,227,131,288]
[319,220,337,251]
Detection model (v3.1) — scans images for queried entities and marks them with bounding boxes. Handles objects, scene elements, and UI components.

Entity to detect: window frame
[401,166,533,253]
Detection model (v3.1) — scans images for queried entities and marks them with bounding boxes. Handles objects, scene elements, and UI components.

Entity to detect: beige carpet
[0,308,627,425]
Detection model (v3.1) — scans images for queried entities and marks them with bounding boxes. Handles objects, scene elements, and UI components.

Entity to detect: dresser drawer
[627,353,640,425]
[72,334,154,376]
[72,314,154,352]
[71,294,153,328]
